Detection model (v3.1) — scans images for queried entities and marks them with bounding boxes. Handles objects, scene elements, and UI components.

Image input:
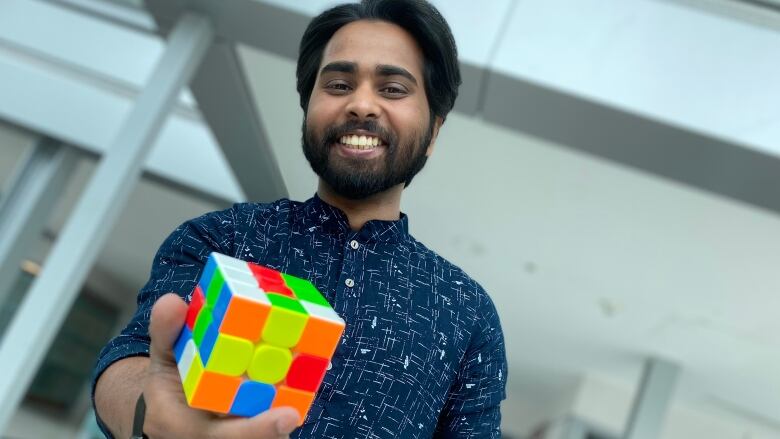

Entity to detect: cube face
[286,354,329,392]
[190,370,242,413]
[175,252,345,423]
[230,381,275,417]
[271,386,316,426]
[247,344,292,383]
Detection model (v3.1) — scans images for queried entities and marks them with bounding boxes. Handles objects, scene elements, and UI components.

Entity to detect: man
[93,0,507,437]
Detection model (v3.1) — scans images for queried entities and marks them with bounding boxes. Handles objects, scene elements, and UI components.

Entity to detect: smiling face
[302,19,441,200]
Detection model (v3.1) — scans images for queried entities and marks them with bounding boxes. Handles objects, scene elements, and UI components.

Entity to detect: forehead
[321,20,424,77]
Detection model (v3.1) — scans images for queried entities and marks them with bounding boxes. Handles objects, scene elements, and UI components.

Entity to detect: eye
[325,81,351,93]
[380,84,408,97]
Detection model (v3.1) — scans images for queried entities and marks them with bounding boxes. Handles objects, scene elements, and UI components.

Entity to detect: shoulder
[406,237,505,370]
[185,198,302,232]
[158,198,297,255]
[406,236,498,316]
[212,198,298,225]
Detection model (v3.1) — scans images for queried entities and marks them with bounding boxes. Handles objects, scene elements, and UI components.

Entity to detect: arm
[94,356,149,438]
[91,213,217,438]
[91,206,298,438]
[434,293,508,438]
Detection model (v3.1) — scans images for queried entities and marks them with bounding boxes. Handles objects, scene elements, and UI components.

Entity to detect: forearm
[94,356,150,438]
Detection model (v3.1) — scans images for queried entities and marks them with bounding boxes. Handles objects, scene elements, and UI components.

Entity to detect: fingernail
[276,415,298,434]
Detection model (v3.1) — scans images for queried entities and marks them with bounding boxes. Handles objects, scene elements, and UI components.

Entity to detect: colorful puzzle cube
[173,252,345,424]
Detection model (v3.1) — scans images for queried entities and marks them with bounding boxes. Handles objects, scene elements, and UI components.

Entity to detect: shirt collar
[299,194,410,243]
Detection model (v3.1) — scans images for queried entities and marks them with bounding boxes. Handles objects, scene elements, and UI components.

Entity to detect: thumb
[149,293,189,364]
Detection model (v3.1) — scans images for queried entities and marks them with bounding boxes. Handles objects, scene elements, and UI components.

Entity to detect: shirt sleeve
[90,206,237,438]
[434,291,508,438]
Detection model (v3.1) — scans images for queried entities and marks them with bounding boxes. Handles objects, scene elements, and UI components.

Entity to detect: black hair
[296,0,461,121]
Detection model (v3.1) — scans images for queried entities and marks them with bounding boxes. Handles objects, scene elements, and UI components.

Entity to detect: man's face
[303,20,440,200]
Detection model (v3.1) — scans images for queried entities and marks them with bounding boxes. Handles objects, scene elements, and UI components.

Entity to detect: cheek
[391,103,429,137]
[307,92,339,124]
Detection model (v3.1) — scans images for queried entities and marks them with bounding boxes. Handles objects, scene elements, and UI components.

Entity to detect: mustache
[321,120,397,146]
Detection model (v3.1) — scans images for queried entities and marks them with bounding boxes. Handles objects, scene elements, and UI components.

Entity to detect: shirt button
[345,278,355,288]
[349,240,359,250]
[327,361,333,371]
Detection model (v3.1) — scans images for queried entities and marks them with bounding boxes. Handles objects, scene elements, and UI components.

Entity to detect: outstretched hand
[141,293,300,439]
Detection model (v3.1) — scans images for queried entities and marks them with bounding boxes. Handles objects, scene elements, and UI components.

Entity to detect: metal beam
[482,71,780,215]
[562,416,589,439]
[543,416,592,439]
[0,0,243,204]
[187,42,287,201]
[0,137,79,308]
[146,0,308,60]
[624,358,680,439]
[0,46,243,204]
[0,12,213,430]
[146,2,289,202]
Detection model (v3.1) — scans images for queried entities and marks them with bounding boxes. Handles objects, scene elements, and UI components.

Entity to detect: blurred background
[1,0,779,438]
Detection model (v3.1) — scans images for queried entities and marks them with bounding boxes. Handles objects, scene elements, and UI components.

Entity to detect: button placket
[337,235,358,298]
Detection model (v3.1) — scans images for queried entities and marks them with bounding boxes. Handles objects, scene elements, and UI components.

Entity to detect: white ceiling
[258,0,515,65]
[493,0,780,158]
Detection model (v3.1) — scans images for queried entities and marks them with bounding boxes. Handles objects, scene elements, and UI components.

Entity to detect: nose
[345,83,381,120]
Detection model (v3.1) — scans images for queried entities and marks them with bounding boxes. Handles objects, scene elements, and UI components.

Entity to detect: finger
[149,293,188,364]
[208,407,301,438]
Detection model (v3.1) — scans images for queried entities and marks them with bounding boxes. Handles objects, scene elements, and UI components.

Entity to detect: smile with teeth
[339,134,383,150]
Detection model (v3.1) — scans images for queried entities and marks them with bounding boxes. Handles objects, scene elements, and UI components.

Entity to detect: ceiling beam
[188,42,287,202]
[482,71,780,215]
[147,0,288,202]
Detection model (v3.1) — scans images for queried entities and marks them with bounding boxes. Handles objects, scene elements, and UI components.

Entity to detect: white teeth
[340,134,382,150]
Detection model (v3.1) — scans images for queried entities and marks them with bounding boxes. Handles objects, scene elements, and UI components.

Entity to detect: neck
[317,180,404,231]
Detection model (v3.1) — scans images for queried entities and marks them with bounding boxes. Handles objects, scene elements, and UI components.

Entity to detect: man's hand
[100,293,300,439]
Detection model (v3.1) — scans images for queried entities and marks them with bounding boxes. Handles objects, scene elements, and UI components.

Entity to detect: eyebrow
[376,64,418,86]
[320,61,356,76]
[319,61,418,86]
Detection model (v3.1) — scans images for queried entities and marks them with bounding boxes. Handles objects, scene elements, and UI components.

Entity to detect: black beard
[302,118,433,200]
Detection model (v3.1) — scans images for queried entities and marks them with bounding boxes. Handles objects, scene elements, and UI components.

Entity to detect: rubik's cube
[173,252,345,424]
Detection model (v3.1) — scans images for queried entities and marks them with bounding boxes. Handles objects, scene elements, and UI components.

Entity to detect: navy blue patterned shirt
[93,195,507,438]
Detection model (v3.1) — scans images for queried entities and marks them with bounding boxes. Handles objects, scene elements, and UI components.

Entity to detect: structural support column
[0,138,78,307]
[543,416,589,439]
[624,357,680,439]
[0,12,213,431]
[563,418,588,439]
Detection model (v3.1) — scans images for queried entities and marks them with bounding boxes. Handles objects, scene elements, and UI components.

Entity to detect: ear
[425,116,444,157]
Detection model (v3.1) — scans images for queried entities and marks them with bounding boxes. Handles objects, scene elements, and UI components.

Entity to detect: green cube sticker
[281,274,329,306]
[267,293,307,314]
[192,309,213,345]
[206,269,225,308]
